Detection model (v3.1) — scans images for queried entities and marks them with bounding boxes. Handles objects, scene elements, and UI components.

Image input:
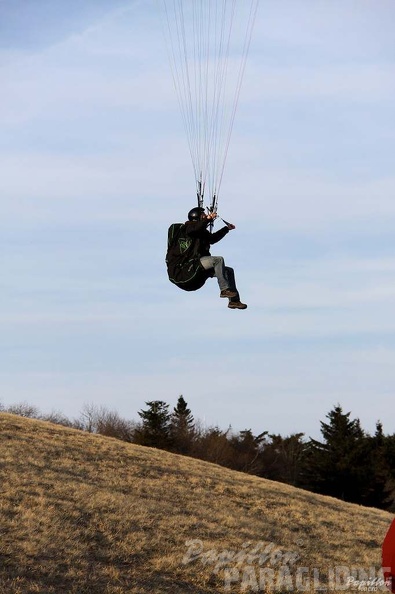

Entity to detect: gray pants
[200,256,240,301]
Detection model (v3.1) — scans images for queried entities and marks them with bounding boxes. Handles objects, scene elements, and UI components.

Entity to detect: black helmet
[188,207,205,221]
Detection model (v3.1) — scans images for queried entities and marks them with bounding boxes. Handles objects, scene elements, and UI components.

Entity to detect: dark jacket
[185,220,229,257]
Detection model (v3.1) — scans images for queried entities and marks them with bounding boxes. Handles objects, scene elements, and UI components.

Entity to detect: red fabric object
[383,518,395,593]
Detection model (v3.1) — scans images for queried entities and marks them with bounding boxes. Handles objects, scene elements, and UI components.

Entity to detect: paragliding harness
[166,223,211,292]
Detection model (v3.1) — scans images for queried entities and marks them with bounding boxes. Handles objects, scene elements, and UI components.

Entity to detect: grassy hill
[1,413,392,594]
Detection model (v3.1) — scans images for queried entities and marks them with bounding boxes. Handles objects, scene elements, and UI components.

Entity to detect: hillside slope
[1,413,392,593]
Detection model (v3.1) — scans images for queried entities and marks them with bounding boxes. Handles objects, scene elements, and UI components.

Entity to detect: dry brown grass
[0,413,392,593]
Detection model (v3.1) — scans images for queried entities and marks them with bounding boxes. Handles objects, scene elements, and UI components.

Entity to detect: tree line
[1,398,395,512]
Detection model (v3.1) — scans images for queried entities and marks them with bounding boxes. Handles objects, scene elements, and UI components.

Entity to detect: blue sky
[1,0,395,440]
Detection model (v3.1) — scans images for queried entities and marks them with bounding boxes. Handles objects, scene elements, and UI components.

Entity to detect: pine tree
[303,405,366,503]
[360,422,395,509]
[383,433,395,511]
[172,396,194,429]
[170,396,195,454]
[135,400,172,450]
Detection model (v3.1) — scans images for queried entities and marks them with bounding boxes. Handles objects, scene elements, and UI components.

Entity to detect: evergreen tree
[135,400,172,450]
[362,423,395,510]
[359,421,391,508]
[303,405,366,503]
[383,433,395,511]
[172,396,194,429]
[170,396,195,454]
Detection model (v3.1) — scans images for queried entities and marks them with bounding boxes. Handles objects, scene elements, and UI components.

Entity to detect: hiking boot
[220,289,238,298]
[228,301,247,310]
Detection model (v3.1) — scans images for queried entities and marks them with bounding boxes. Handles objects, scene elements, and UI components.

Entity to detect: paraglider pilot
[185,207,247,310]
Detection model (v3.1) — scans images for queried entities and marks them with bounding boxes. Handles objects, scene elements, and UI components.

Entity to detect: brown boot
[228,301,247,310]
